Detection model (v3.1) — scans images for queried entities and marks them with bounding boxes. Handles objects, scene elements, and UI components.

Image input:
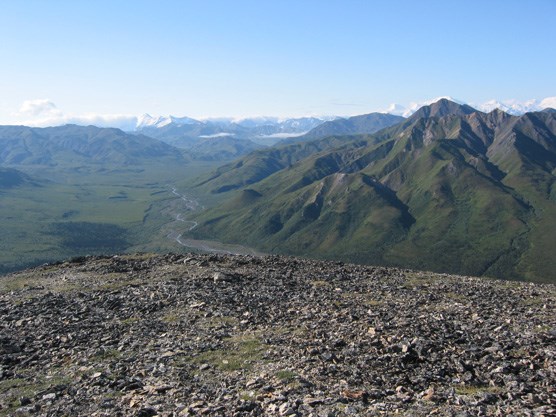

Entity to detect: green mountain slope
[190,100,556,282]
[194,135,377,193]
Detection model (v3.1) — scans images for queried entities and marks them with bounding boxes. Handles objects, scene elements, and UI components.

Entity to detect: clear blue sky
[0,0,554,125]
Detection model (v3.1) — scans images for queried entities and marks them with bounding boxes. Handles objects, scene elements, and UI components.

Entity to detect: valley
[1,100,556,284]
[165,187,260,256]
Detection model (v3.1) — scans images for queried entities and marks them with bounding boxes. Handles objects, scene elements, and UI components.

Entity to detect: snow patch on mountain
[136,114,200,129]
[385,96,556,117]
[473,98,551,115]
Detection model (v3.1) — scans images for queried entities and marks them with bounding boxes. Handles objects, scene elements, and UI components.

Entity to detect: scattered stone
[0,253,553,416]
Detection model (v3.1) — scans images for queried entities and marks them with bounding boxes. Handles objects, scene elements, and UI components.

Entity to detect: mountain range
[130,97,556,160]
[1,98,556,283]
[189,99,556,283]
[0,124,186,169]
[135,115,333,145]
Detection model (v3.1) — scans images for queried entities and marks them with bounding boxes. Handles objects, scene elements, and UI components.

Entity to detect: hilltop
[1,253,554,416]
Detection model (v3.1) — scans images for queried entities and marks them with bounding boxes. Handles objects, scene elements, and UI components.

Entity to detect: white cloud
[198,133,234,138]
[12,99,137,130]
[17,99,62,118]
[540,97,556,110]
[256,132,307,138]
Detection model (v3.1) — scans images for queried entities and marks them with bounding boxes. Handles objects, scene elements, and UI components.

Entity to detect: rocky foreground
[1,254,555,417]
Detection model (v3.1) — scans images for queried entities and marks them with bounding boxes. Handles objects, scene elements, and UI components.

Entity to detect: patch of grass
[239,391,257,401]
[204,315,240,328]
[365,298,383,307]
[445,291,467,302]
[192,334,264,372]
[533,324,552,333]
[402,274,437,289]
[522,297,547,307]
[275,370,298,383]
[0,274,38,293]
[162,312,182,323]
[455,384,503,396]
[120,316,140,325]
[0,374,72,416]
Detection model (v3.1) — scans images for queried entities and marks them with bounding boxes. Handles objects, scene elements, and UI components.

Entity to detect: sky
[0,0,554,128]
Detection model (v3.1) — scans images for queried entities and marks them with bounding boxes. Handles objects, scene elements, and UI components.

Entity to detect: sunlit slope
[191,101,556,282]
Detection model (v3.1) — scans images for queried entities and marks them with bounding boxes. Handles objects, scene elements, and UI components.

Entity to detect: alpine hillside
[189,99,556,283]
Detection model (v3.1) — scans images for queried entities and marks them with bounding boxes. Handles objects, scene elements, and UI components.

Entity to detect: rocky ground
[0,253,555,416]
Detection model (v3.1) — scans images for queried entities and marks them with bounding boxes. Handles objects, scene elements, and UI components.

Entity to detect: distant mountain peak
[136,114,200,129]
[409,98,478,120]
[385,96,556,118]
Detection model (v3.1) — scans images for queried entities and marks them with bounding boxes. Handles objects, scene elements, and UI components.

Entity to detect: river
[167,187,261,255]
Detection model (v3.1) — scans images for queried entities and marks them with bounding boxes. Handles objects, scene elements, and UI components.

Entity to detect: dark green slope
[484,112,556,281]
[0,167,37,189]
[191,100,556,282]
[194,134,377,193]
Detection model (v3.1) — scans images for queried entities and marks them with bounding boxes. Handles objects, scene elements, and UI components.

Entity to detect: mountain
[134,115,333,154]
[407,98,476,120]
[194,134,375,194]
[287,112,405,143]
[136,114,200,129]
[188,136,264,161]
[385,96,556,117]
[189,99,556,282]
[475,97,556,115]
[0,124,212,275]
[0,124,186,169]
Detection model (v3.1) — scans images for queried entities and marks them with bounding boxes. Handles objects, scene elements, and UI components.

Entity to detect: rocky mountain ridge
[190,100,556,283]
[1,253,554,416]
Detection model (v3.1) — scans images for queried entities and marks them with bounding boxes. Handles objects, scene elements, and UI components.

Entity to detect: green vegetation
[454,384,504,396]
[190,334,265,372]
[0,124,229,273]
[0,373,72,417]
[275,369,298,383]
[189,104,556,283]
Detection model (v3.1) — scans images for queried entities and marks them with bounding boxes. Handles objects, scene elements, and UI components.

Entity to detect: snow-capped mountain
[133,115,339,150]
[384,96,556,117]
[473,97,556,115]
[136,114,200,129]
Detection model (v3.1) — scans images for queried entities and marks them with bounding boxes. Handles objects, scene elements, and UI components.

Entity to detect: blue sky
[0,0,554,127]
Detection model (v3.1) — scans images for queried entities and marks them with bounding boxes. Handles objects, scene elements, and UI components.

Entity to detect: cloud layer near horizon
[7,97,556,130]
[12,99,137,130]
